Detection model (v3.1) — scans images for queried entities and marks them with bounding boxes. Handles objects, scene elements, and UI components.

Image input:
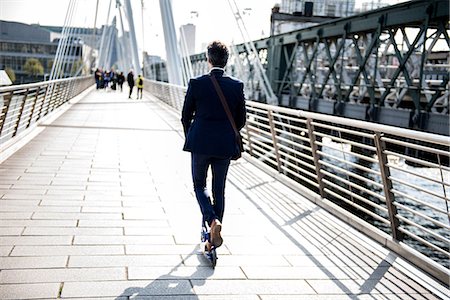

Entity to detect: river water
[321,137,450,268]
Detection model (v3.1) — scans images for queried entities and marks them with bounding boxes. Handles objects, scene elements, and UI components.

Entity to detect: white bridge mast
[159,0,184,85]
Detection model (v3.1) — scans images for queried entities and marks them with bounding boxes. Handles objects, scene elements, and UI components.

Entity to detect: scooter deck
[203,245,217,268]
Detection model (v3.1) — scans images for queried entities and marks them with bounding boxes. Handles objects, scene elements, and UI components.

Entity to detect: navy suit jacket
[181,69,246,157]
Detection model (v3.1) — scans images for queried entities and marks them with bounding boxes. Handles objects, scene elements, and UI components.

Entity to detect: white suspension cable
[227,0,277,105]
[159,0,184,85]
[102,18,116,70]
[56,0,77,79]
[141,0,147,77]
[123,0,141,74]
[229,41,250,96]
[117,3,129,71]
[88,0,100,72]
[179,25,193,83]
[63,6,83,78]
[49,0,74,81]
[97,0,113,69]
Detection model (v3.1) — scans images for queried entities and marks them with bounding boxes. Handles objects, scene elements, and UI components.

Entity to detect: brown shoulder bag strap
[210,74,239,137]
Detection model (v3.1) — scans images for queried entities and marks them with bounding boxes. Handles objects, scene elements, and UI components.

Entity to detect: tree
[23,58,44,76]
[46,59,54,70]
[5,67,16,82]
[70,59,83,76]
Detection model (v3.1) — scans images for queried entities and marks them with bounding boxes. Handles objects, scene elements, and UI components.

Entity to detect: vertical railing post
[53,81,62,111]
[66,80,73,103]
[68,79,75,102]
[0,91,13,137]
[61,81,69,105]
[306,118,325,197]
[36,85,49,122]
[58,81,68,107]
[45,82,57,116]
[267,110,283,173]
[374,132,403,241]
[51,82,61,112]
[12,88,29,137]
[244,118,255,157]
[27,86,40,129]
[57,81,64,107]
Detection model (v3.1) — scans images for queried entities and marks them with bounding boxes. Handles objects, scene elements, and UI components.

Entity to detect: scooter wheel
[210,248,217,268]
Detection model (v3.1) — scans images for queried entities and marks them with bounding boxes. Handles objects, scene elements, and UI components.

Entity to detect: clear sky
[0,0,402,59]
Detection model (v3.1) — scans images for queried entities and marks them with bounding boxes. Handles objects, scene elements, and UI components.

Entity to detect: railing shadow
[227,160,435,297]
[114,247,211,299]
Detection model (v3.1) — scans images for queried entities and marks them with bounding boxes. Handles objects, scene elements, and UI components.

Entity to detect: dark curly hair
[207,41,229,68]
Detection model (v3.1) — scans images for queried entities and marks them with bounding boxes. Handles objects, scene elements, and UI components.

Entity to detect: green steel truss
[189,0,449,134]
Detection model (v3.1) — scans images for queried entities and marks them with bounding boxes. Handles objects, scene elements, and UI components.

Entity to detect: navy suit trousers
[191,153,231,225]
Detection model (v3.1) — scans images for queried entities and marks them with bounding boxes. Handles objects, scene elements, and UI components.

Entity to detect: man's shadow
[115,246,214,299]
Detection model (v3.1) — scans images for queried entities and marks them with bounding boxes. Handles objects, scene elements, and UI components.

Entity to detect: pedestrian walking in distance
[117,72,125,92]
[181,40,246,254]
[136,74,144,99]
[127,70,135,99]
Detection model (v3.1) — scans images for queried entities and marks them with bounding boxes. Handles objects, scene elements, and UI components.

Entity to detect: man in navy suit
[181,41,246,250]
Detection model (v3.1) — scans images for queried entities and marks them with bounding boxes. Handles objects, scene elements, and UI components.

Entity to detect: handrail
[144,78,450,283]
[0,76,94,146]
[248,101,450,147]
[0,76,90,93]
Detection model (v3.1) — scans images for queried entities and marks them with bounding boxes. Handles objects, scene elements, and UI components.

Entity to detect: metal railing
[0,76,93,146]
[144,78,450,282]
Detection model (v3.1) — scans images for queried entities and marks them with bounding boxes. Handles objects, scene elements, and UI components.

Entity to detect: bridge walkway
[0,87,447,299]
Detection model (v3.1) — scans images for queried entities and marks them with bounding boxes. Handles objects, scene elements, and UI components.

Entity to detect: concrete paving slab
[0,256,68,269]
[0,220,77,227]
[0,227,24,236]
[181,254,291,267]
[125,244,229,255]
[10,245,124,256]
[0,212,33,219]
[68,254,183,268]
[0,246,13,256]
[78,220,169,227]
[191,279,315,295]
[61,280,193,298]
[0,205,81,213]
[22,227,123,236]
[0,283,60,299]
[73,235,174,245]
[128,266,246,280]
[0,236,72,246]
[31,212,123,220]
[0,267,126,283]
[242,266,355,280]
[0,200,41,206]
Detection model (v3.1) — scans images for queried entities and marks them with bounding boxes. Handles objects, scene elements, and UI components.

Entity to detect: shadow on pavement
[114,246,213,299]
[227,161,435,297]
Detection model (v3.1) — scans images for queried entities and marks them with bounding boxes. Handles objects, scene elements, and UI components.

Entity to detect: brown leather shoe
[210,219,223,247]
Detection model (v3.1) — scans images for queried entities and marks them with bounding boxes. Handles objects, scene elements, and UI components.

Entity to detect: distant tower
[179,23,196,56]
